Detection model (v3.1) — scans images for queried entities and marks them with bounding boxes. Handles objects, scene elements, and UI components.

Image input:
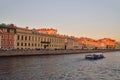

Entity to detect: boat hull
[85,54,105,60]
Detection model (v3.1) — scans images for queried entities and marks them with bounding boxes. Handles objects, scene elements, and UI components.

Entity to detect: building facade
[0,23,81,50]
[0,23,118,50]
[0,24,16,49]
[115,42,120,49]
[98,38,116,49]
[65,37,82,49]
[14,27,65,50]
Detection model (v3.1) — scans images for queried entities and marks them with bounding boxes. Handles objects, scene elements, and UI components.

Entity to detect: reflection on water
[0,51,120,80]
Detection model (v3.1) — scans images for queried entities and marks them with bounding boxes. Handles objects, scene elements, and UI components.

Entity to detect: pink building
[0,24,16,49]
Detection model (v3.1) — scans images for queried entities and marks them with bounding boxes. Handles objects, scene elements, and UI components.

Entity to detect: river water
[0,51,120,80]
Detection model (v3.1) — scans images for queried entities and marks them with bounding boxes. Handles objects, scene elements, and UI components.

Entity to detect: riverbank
[0,49,120,57]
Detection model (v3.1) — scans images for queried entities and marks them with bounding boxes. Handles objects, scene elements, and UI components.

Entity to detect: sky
[0,0,120,41]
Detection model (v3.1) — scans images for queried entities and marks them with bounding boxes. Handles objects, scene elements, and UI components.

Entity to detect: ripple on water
[0,52,120,80]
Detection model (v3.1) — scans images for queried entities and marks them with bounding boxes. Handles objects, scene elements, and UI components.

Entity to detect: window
[35,44,36,47]
[21,36,23,40]
[35,37,37,41]
[9,35,11,39]
[17,42,19,46]
[10,29,14,33]
[28,43,30,46]
[25,43,27,46]
[49,38,51,42]
[38,37,40,41]
[9,41,11,45]
[4,35,8,39]
[32,37,34,41]
[41,38,43,41]
[44,38,46,41]
[17,35,20,40]
[25,36,27,40]
[3,28,7,32]
[2,35,3,38]
[21,43,23,46]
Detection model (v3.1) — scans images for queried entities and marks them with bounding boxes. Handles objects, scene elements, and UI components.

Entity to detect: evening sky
[0,0,120,41]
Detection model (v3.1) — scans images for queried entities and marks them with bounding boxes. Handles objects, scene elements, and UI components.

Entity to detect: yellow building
[65,37,82,50]
[0,24,82,50]
[115,42,120,49]
[14,27,65,50]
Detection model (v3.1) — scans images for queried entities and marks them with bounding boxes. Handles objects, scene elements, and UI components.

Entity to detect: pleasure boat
[85,53,105,60]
